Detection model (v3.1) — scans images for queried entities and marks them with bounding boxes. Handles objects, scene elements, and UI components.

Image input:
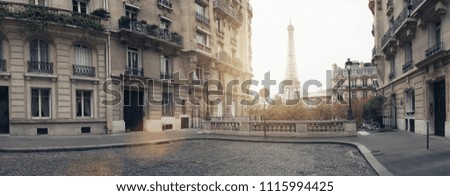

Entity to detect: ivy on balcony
[0,2,105,32]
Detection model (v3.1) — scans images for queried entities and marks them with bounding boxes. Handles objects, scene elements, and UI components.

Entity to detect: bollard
[427,122,429,150]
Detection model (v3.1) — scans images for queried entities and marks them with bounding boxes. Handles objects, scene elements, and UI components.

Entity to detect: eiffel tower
[284,21,301,100]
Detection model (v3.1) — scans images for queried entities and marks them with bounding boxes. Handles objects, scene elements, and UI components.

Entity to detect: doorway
[434,81,446,137]
[123,90,144,132]
[0,87,9,134]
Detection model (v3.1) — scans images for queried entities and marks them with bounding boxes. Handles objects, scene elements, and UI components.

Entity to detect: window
[217,19,223,33]
[194,65,202,81]
[74,44,91,66]
[373,80,378,88]
[362,79,368,87]
[351,91,356,99]
[351,79,357,87]
[363,91,368,99]
[162,92,174,116]
[406,90,415,114]
[405,42,412,63]
[435,21,441,44]
[72,0,89,14]
[390,56,395,75]
[127,47,139,69]
[76,90,92,117]
[195,3,207,17]
[181,100,186,115]
[160,18,171,35]
[29,0,45,6]
[30,39,49,63]
[196,31,207,46]
[160,55,171,79]
[31,89,50,118]
[125,5,139,20]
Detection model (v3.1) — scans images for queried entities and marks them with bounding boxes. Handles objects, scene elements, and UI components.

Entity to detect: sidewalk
[1,129,449,176]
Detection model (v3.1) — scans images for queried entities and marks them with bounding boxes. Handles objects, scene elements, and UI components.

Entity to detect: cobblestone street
[0,140,376,176]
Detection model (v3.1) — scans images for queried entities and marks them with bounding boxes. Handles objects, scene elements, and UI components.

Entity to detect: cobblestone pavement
[0,140,376,176]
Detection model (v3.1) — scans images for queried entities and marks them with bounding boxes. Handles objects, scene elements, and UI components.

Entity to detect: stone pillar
[344,121,357,136]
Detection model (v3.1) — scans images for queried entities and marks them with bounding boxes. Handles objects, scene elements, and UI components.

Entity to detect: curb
[0,134,393,176]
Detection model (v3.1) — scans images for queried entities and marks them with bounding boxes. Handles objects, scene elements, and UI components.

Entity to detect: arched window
[74,43,91,66]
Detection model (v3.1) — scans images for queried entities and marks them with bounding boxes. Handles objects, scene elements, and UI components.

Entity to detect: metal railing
[381,27,394,48]
[118,17,183,46]
[124,67,144,77]
[73,64,95,77]
[392,6,412,33]
[157,0,172,9]
[195,12,210,25]
[402,60,413,73]
[425,42,444,57]
[28,61,53,74]
[0,2,104,31]
[160,72,173,80]
[0,59,5,72]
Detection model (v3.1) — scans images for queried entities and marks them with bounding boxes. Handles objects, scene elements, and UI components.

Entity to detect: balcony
[160,72,173,80]
[402,60,413,73]
[0,2,105,32]
[389,72,396,80]
[230,37,237,47]
[392,6,417,41]
[425,42,444,57]
[73,64,96,77]
[386,0,394,16]
[0,59,5,72]
[216,51,232,64]
[381,27,396,55]
[213,0,242,25]
[157,0,173,12]
[197,43,212,53]
[124,67,144,77]
[411,0,447,23]
[28,61,53,74]
[195,12,210,26]
[118,17,184,47]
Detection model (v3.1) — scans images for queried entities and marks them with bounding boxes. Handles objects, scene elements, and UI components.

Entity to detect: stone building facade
[0,0,253,136]
[369,0,449,138]
[331,60,378,103]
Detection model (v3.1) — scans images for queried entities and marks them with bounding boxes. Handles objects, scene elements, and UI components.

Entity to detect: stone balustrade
[203,120,356,138]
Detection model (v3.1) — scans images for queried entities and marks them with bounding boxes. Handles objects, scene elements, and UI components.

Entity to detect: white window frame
[30,39,49,63]
[196,31,208,46]
[127,47,139,69]
[74,43,91,66]
[31,88,51,119]
[405,90,415,114]
[125,4,139,20]
[72,0,89,14]
[160,55,171,74]
[76,90,93,118]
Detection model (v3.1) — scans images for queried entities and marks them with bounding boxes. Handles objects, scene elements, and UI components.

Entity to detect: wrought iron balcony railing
[402,60,413,73]
[118,17,184,46]
[392,6,412,33]
[0,59,5,72]
[160,72,173,80]
[157,0,173,10]
[195,12,210,26]
[0,2,105,32]
[73,64,95,77]
[386,0,394,15]
[28,61,53,74]
[381,27,394,48]
[425,42,444,57]
[124,67,144,77]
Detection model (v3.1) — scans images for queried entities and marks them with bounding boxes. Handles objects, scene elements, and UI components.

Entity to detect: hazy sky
[251,0,373,93]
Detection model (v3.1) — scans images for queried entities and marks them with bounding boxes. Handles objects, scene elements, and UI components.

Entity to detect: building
[331,60,378,103]
[0,0,253,136]
[369,0,449,138]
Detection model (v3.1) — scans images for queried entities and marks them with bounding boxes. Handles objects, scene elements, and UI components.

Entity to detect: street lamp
[205,70,211,121]
[259,88,269,139]
[346,58,354,120]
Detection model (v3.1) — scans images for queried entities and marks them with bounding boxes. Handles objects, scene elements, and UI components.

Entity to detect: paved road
[0,140,376,176]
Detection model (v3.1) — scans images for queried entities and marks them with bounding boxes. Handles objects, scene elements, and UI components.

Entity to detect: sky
[250,0,374,94]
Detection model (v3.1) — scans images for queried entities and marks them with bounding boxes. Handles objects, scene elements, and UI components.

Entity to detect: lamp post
[346,58,354,120]
[205,70,211,121]
[259,88,269,139]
